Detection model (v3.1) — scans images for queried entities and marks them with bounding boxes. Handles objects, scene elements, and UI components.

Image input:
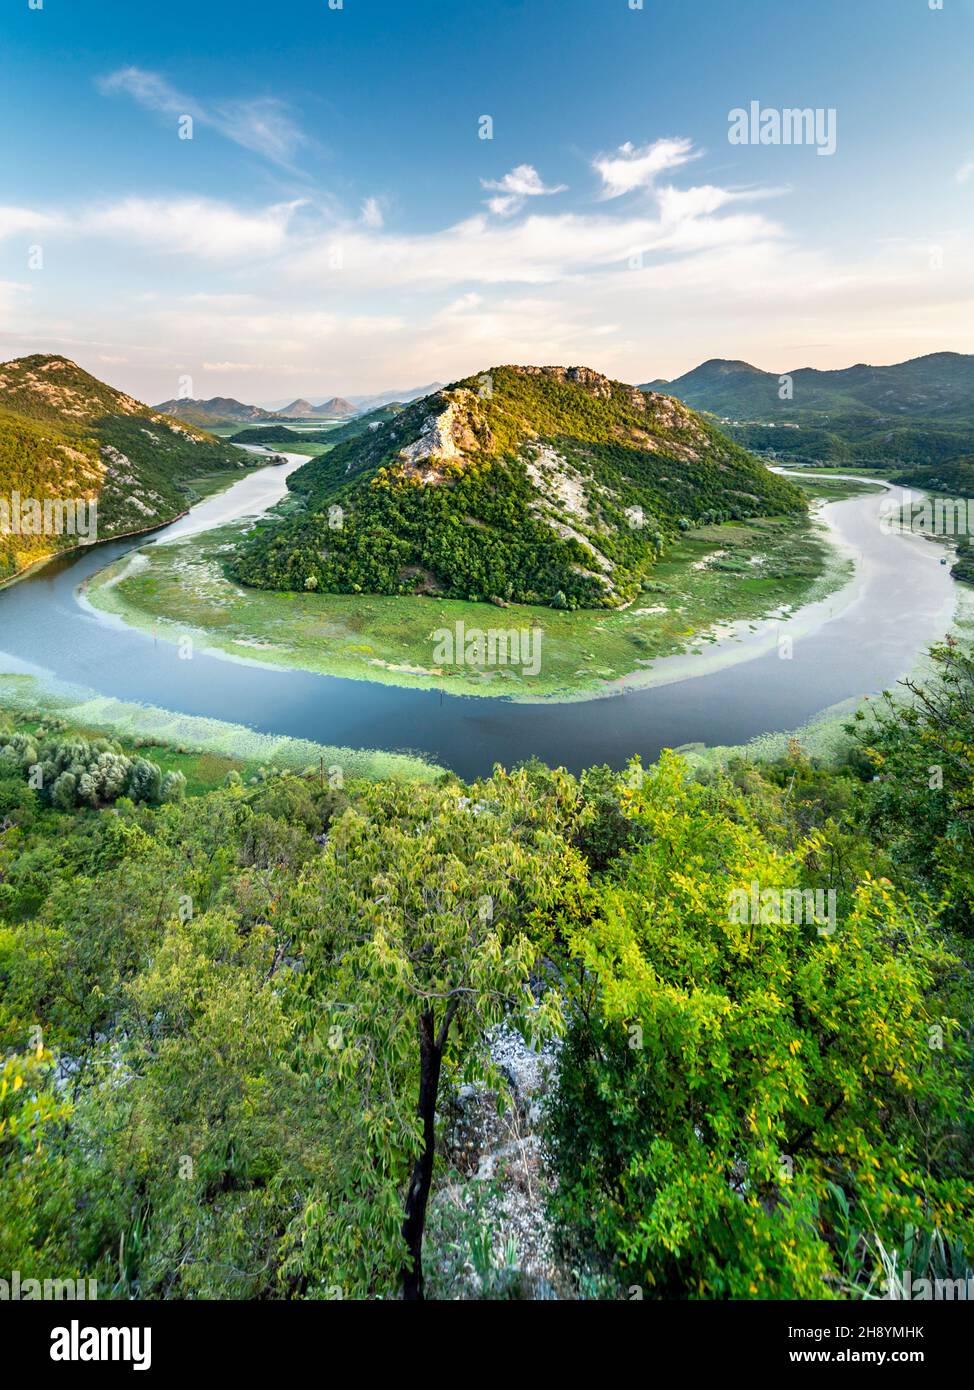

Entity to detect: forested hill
[231,364,804,610]
[647,352,974,421]
[645,354,974,472]
[0,355,247,581]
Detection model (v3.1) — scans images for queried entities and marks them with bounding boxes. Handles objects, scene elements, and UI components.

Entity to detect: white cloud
[97,67,307,167]
[8,129,973,399]
[481,164,568,216]
[0,206,59,241]
[81,197,303,260]
[956,159,974,185]
[292,194,785,291]
[593,137,701,199]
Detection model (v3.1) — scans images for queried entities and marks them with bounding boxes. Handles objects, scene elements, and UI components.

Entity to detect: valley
[0,446,957,781]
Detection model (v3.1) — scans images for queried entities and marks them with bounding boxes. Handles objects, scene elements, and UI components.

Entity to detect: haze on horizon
[2,0,972,404]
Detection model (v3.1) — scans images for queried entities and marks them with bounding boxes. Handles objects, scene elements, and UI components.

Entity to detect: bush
[548,752,974,1298]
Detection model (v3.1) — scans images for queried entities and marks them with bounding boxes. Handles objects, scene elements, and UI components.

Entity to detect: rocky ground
[430,1028,569,1300]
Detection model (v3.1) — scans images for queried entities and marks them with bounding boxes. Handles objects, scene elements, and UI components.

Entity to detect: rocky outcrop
[435,1028,564,1299]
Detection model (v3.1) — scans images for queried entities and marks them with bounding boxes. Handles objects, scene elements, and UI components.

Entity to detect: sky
[1,0,973,404]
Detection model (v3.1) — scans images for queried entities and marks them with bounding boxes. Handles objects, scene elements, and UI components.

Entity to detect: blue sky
[1,0,972,402]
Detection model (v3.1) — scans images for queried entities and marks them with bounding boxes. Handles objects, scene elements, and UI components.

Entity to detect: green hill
[649,352,974,421]
[0,355,247,581]
[231,365,804,610]
[646,353,974,473]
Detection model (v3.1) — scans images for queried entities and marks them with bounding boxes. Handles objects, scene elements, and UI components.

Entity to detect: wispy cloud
[97,67,307,167]
[593,137,700,199]
[481,164,568,216]
[361,197,384,229]
[81,196,304,259]
[0,206,59,240]
[956,158,974,185]
[8,127,972,398]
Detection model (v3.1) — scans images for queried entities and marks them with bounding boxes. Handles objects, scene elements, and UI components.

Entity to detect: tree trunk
[401,1010,443,1300]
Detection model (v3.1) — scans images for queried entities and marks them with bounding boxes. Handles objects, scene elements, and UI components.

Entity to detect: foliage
[0,728,185,811]
[0,666,972,1300]
[547,752,974,1298]
[850,640,974,934]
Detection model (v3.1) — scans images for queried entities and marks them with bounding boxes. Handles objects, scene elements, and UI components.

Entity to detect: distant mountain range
[643,353,974,422]
[153,397,281,428]
[231,364,804,610]
[278,397,357,419]
[346,382,445,411]
[158,385,448,426]
[154,395,359,427]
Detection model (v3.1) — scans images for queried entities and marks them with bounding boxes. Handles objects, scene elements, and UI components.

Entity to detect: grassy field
[86,496,855,701]
[781,472,888,500]
[178,468,260,503]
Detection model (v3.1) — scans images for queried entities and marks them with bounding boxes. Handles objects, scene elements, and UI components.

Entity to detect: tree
[852,639,974,934]
[549,752,974,1297]
[282,770,586,1298]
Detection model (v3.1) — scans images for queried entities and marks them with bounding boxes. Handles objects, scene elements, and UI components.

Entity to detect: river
[0,456,958,779]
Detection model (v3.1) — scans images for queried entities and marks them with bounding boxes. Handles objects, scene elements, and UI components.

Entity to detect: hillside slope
[0,356,247,581]
[647,354,974,472]
[232,365,804,610]
[648,352,974,420]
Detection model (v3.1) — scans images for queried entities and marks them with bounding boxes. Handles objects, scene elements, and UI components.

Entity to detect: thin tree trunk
[401,1010,443,1300]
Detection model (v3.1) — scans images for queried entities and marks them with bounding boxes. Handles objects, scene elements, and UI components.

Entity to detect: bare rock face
[395,390,492,479]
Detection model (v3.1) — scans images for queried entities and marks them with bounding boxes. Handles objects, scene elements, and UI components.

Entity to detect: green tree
[549,752,974,1297]
[281,770,586,1298]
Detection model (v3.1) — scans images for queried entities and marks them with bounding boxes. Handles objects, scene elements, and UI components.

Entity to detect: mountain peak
[656,350,974,420]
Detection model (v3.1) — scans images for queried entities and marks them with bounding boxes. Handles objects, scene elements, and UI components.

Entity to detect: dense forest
[231,365,805,609]
[2,640,972,1299]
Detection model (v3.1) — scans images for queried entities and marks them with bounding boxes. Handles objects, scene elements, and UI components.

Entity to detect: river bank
[0,458,960,780]
[83,475,862,703]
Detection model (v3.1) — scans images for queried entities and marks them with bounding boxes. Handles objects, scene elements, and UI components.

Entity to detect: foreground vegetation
[1,640,972,1299]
